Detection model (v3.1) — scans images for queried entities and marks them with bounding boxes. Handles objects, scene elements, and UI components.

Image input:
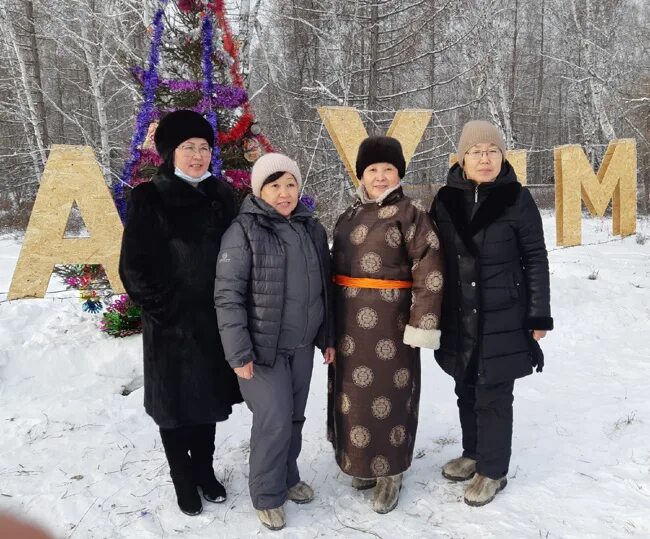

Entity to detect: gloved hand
[528,333,545,373]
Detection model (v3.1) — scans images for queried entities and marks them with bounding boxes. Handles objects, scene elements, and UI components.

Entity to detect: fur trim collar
[356,183,402,205]
[436,181,521,254]
[153,171,222,207]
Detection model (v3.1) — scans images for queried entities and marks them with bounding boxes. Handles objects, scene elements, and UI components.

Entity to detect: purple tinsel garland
[131,67,248,109]
[300,195,317,211]
[115,2,167,218]
[201,15,222,175]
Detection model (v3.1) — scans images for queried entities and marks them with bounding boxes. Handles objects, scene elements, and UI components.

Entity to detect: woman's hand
[531,330,547,341]
[323,347,336,365]
[234,362,254,379]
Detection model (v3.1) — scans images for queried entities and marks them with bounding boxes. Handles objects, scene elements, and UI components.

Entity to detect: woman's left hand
[532,330,547,341]
[323,347,336,364]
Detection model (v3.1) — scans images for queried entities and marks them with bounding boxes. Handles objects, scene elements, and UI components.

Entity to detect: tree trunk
[23,0,49,149]
[367,3,379,112]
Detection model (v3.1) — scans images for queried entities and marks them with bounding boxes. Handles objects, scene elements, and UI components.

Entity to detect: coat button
[473,308,478,314]
[458,307,462,312]
[211,201,220,209]
[457,280,461,286]
[471,281,476,287]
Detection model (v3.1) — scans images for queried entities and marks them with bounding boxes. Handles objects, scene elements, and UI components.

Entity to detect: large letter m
[555,139,636,246]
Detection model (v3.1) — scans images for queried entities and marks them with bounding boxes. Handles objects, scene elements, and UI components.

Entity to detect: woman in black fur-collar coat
[429,120,553,507]
[119,110,242,516]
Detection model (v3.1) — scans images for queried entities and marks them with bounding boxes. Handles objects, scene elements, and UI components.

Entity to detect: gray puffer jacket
[214,195,335,368]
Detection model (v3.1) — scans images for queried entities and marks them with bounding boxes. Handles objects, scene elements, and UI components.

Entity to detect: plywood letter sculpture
[449,149,528,185]
[555,139,636,246]
[8,145,125,299]
[318,106,432,187]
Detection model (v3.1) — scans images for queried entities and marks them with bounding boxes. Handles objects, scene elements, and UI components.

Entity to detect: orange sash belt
[333,274,413,289]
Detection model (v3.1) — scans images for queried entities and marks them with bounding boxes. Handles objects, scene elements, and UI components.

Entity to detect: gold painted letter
[555,139,636,246]
[318,106,432,187]
[8,145,125,299]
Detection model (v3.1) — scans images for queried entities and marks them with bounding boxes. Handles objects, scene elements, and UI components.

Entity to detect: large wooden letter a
[555,139,637,246]
[8,145,125,299]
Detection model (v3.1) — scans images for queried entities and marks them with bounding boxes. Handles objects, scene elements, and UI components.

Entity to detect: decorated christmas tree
[115,0,274,215]
[61,0,279,336]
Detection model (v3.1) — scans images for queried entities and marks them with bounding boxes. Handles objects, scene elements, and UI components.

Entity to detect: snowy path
[1,215,649,538]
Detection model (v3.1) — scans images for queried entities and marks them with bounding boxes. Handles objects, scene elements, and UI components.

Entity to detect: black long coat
[119,171,242,428]
[429,162,553,384]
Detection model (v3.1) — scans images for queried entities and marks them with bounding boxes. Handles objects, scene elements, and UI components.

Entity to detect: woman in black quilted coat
[429,120,553,507]
[119,110,242,516]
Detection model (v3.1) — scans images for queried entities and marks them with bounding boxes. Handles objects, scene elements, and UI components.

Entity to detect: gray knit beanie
[457,120,506,165]
[250,153,302,196]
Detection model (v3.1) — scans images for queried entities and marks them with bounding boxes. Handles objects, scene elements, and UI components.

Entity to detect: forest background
[1,0,648,232]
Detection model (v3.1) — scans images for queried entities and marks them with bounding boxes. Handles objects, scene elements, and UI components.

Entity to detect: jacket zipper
[474,185,478,203]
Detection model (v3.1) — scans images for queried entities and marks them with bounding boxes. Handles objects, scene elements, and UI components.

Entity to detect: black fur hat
[154,110,215,162]
[355,136,406,180]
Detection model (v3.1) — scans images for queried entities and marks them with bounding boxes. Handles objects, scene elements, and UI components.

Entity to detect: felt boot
[287,481,314,504]
[257,507,286,530]
[372,474,402,514]
[351,477,377,490]
[463,473,507,506]
[442,456,477,481]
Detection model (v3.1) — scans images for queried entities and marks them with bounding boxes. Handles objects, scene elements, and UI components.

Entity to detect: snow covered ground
[1,214,649,539]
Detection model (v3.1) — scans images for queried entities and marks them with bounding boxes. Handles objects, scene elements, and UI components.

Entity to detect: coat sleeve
[402,204,444,350]
[516,188,553,331]
[118,184,174,323]
[213,220,255,368]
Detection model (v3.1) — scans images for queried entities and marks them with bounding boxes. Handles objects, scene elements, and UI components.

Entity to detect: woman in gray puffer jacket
[214,153,335,531]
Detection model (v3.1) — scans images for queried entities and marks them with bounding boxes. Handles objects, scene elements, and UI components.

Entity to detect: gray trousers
[238,345,314,509]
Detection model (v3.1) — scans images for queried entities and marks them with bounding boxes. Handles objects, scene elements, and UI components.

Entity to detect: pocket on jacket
[481,273,519,311]
[507,272,520,300]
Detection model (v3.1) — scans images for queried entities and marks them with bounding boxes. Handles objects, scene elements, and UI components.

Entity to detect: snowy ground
[1,214,649,539]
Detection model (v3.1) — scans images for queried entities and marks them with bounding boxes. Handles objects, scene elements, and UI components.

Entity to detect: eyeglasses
[178,144,212,157]
[465,149,502,160]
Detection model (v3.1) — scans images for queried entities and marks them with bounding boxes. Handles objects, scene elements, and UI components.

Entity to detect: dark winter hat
[456,120,506,165]
[355,136,406,180]
[154,110,215,161]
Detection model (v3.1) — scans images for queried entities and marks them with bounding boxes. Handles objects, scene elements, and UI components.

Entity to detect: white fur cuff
[403,324,441,350]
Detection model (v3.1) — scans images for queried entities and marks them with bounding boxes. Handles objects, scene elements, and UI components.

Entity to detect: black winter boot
[160,427,203,515]
[189,424,226,503]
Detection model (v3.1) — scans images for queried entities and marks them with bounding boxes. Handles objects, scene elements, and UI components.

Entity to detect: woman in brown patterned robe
[328,136,444,514]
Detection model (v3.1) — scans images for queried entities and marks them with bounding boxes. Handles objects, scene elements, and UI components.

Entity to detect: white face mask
[174,166,211,184]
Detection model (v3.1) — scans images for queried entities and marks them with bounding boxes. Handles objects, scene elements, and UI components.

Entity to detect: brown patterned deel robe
[327,187,444,478]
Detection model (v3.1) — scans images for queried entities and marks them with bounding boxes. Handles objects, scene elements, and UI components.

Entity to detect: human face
[259,172,299,217]
[462,143,503,183]
[173,137,212,178]
[360,162,400,200]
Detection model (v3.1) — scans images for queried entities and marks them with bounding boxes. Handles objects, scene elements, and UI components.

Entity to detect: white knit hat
[250,153,302,196]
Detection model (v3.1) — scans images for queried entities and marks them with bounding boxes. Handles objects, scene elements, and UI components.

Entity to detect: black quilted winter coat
[119,171,243,428]
[429,161,553,384]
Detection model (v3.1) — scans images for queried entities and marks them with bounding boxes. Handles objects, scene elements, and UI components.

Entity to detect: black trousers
[455,372,515,480]
[159,424,216,484]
